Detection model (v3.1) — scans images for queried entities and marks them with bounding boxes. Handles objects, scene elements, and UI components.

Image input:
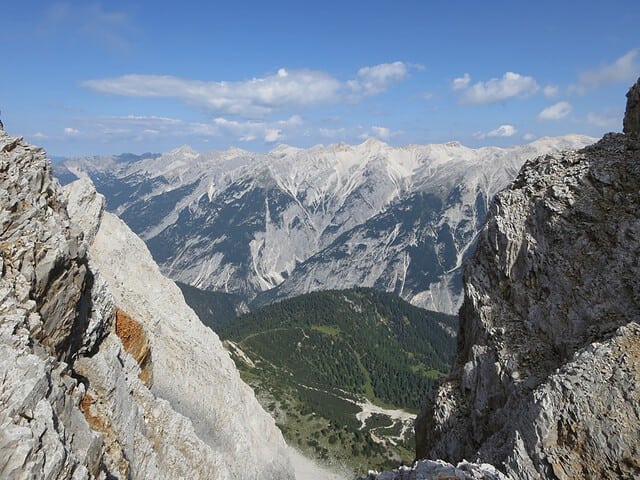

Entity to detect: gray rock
[372,459,510,480]
[415,124,640,476]
[0,128,294,479]
[624,77,640,135]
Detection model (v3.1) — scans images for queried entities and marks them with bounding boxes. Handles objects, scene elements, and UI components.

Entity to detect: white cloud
[86,113,302,145]
[474,124,517,140]
[573,49,640,92]
[264,129,282,143]
[523,133,537,141]
[116,114,183,126]
[543,85,560,98]
[211,115,302,143]
[456,72,539,104]
[488,124,517,137]
[538,101,573,120]
[64,127,80,136]
[371,126,391,140]
[348,61,410,97]
[84,70,342,118]
[84,62,413,118]
[358,125,398,141]
[33,132,47,139]
[451,73,471,91]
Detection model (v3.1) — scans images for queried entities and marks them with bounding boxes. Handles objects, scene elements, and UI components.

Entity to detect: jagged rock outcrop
[414,95,640,478]
[624,77,640,135]
[0,126,294,479]
[372,459,508,480]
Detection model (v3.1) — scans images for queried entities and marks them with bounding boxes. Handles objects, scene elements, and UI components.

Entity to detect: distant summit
[57,135,595,315]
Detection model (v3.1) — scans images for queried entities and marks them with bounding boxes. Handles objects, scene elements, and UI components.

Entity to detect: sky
[1,1,639,157]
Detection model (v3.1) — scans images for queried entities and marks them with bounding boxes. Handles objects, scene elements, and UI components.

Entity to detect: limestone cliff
[413,81,640,478]
[0,127,294,479]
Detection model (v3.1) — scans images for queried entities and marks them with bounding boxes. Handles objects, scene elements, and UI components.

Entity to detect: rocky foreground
[374,81,640,479]
[0,127,294,479]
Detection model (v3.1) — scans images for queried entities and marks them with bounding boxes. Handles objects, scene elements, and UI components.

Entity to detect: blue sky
[1,1,639,156]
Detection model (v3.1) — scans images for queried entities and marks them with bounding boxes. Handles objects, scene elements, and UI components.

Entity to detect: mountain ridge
[367,78,640,480]
[399,81,640,479]
[0,126,294,479]
[56,134,596,314]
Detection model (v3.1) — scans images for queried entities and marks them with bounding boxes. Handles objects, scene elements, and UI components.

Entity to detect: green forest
[181,286,457,474]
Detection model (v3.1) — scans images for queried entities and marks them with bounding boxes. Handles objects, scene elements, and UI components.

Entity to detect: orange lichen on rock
[115,308,153,386]
[80,392,130,477]
[80,393,106,432]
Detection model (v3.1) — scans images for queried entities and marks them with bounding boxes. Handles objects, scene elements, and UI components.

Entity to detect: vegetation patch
[184,286,457,476]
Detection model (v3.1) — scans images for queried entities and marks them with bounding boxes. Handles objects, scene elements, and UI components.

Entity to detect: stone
[370,459,509,480]
[0,127,295,479]
[623,77,640,135]
[414,101,640,477]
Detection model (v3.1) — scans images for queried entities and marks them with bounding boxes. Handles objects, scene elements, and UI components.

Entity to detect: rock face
[0,127,294,479]
[624,77,640,135]
[414,127,640,475]
[372,459,509,480]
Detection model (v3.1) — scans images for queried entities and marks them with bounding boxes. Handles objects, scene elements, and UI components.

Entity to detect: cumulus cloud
[572,49,640,92]
[474,124,517,140]
[543,85,560,98]
[455,72,539,104]
[488,124,517,137]
[64,127,80,136]
[84,70,342,118]
[84,62,413,118]
[538,101,573,120]
[451,73,471,91]
[348,61,410,97]
[523,133,537,141]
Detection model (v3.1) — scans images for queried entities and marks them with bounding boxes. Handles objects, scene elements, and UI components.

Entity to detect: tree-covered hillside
[183,286,457,474]
[217,288,456,410]
[177,281,246,325]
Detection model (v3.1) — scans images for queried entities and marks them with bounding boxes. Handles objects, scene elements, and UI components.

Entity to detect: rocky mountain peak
[624,77,640,135]
[0,129,294,479]
[409,82,640,479]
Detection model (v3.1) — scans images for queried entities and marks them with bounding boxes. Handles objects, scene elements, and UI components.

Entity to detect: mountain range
[55,135,595,314]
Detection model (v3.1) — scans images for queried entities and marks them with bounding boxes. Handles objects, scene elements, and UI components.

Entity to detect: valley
[51,135,596,476]
[181,286,457,475]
